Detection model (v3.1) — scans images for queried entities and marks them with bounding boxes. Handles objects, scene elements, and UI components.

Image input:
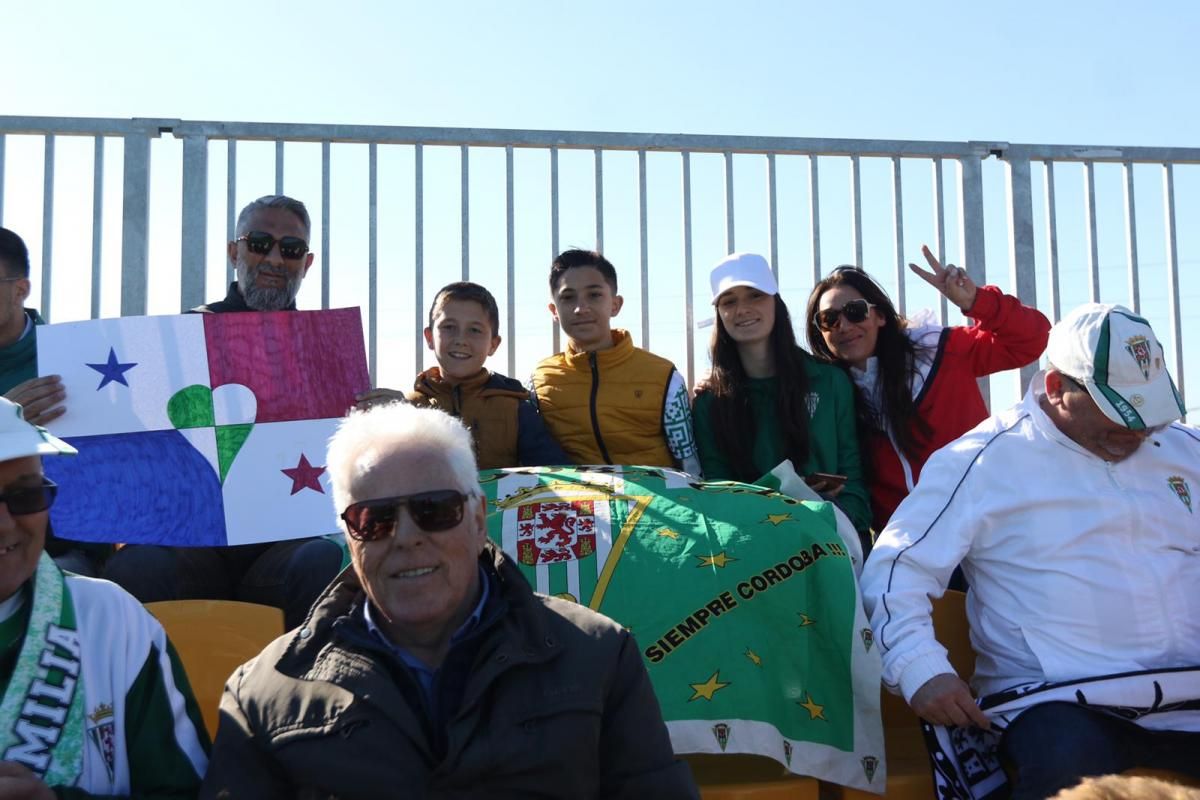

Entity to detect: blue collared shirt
[363,566,491,703]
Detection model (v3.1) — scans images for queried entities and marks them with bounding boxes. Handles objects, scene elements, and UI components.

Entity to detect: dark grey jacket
[200,545,698,800]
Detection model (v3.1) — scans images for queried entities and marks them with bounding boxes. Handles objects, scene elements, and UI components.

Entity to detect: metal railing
[0,115,1195,413]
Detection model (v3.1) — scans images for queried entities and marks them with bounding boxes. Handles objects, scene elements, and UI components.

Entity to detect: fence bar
[1121,162,1140,313]
[367,142,378,382]
[1083,161,1100,302]
[90,136,104,319]
[638,149,650,348]
[550,147,561,353]
[460,145,469,280]
[320,141,330,310]
[274,140,284,195]
[414,144,424,374]
[891,157,905,313]
[120,133,151,316]
[682,152,695,388]
[594,148,604,252]
[180,135,209,311]
[809,156,821,283]
[1162,164,1185,415]
[226,140,236,287]
[0,135,5,223]
[850,155,863,268]
[1002,153,1037,393]
[767,153,779,275]
[723,151,735,253]
[933,159,948,324]
[1043,161,1061,321]
[505,145,516,371]
[40,135,55,319]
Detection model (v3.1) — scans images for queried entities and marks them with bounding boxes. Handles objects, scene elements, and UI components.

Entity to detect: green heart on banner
[167,384,254,484]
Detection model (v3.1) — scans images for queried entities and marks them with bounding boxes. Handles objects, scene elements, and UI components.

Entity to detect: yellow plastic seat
[686,754,819,799]
[146,599,285,738]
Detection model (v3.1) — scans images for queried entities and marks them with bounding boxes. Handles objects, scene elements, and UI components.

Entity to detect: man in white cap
[861,303,1200,799]
[0,398,208,797]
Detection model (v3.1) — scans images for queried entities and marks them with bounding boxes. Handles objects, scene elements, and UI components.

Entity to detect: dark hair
[0,228,30,278]
[705,294,811,482]
[549,249,618,294]
[805,266,931,457]
[428,281,500,336]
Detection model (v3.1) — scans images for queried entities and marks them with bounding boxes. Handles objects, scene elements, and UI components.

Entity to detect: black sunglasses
[236,231,309,260]
[0,479,58,516]
[341,490,469,542]
[813,299,876,331]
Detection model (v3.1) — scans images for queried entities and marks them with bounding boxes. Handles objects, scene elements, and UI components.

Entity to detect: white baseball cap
[709,253,779,303]
[0,398,76,460]
[1045,303,1185,430]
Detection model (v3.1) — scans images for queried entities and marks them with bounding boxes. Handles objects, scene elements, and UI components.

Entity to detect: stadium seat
[828,589,972,799]
[146,599,285,737]
[686,754,819,799]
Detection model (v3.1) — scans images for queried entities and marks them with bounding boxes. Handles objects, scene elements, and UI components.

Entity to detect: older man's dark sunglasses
[0,479,58,516]
[341,490,468,541]
[236,231,309,260]
[813,299,876,331]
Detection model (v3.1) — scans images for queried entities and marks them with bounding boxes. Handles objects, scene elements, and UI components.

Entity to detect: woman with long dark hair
[693,253,871,537]
[805,246,1050,531]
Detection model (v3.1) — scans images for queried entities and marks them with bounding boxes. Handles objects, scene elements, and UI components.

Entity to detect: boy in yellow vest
[530,249,701,474]
[358,281,567,469]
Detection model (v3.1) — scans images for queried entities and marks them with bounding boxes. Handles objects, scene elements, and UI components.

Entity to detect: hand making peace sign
[908,244,978,314]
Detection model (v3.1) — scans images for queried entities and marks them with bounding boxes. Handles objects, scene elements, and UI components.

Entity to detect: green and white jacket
[0,555,209,798]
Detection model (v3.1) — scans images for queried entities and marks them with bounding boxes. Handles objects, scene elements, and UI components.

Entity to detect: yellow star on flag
[689,671,731,702]
[798,692,826,720]
[696,551,737,568]
[797,613,816,627]
[765,513,792,526]
[657,528,680,539]
[744,648,762,667]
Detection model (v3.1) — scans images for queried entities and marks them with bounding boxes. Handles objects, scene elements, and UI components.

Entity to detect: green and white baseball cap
[1045,303,1185,430]
[0,397,76,460]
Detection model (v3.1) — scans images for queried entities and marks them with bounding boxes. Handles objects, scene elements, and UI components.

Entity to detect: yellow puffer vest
[407,367,529,470]
[531,329,675,466]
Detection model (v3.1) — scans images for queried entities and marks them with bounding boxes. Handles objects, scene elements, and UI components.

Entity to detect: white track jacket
[861,380,1200,706]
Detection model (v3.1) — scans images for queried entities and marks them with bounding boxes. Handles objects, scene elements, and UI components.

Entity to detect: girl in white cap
[693,253,872,541]
[805,246,1050,533]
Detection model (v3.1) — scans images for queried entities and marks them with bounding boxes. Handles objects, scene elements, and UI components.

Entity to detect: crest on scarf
[1167,476,1192,513]
[515,500,597,565]
[712,722,731,751]
[1125,335,1152,380]
[806,392,820,418]
[87,704,116,782]
[861,627,874,652]
[861,755,879,782]
[783,739,793,766]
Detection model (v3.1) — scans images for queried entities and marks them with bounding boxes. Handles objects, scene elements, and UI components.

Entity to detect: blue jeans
[1001,701,1200,799]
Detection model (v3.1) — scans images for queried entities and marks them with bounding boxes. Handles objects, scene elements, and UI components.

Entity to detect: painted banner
[482,465,885,791]
[38,309,369,546]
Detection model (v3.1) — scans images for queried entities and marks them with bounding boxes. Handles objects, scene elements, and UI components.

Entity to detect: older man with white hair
[201,402,698,799]
[862,303,1200,799]
[0,398,208,797]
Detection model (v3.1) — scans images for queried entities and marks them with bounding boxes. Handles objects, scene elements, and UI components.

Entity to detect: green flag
[482,465,885,791]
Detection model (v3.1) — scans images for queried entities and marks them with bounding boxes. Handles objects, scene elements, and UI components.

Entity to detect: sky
[1,0,1198,405]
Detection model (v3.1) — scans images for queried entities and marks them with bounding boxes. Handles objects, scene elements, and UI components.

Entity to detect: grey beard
[238,261,302,311]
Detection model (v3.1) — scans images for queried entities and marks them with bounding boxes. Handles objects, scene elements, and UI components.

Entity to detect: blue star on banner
[86,347,138,389]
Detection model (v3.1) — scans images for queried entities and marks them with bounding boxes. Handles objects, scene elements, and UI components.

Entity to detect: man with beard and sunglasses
[102,195,344,630]
[861,304,1200,799]
[201,402,698,800]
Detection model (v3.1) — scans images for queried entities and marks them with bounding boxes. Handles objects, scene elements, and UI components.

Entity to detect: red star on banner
[281,453,326,495]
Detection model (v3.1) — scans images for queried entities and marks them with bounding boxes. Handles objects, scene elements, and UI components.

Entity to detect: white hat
[1045,303,1185,430]
[0,398,76,460]
[709,253,779,303]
